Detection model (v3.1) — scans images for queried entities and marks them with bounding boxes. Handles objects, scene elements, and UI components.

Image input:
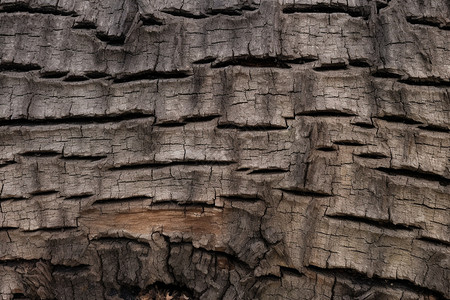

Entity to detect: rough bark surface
[0,0,449,299]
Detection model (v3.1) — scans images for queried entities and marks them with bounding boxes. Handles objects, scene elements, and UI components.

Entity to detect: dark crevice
[63,75,89,82]
[141,15,164,26]
[371,70,402,78]
[96,33,126,45]
[376,167,449,186]
[0,112,153,127]
[154,122,186,127]
[376,1,389,13]
[24,226,78,233]
[417,236,450,247]
[0,226,19,231]
[52,264,91,273]
[91,236,150,248]
[161,9,207,19]
[192,57,217,64]
[417,125,449,133]
[30,190,58,196]
[307,265,446,299]
[93,196,153,205]
[84,71,110,79]
[399,77,450,87]
[61,155,107,161]
[219,195,263,202]
[208,9,242,16]
[354,152,388,159]
[377,115,422,125]
[313,62,347,71]
[236,167,250,172]
[281,56,318,64]
[20,150,60,157]
[113,70,191,83]
[0,62,41,72]
[326,214,419,231]
[40,71,69,78]
[352,122,376,129]
[217,123,287,131]
[297,110,356,117]
[0,196,28,201]
[282,4,369,18]
[65,194,94,200]
[0,3,77,16]
[241,5,258,11]
[333,140,366,146]
[279,188,332,198]
[248,168,288,174]
[183,115,220,123]
[316,146,336,152]
[280,266,305,277]
[212,56,291,69]
[12,293,28,300]
[406,16,449,30]
[72,21,97,29]
[149,201,217,210]
[109,160,235,171]
[348,59,371,67]
[0,258,41,266]
[0,160,16,168]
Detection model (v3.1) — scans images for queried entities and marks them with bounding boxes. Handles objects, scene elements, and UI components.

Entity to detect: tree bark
[0,0,449,299]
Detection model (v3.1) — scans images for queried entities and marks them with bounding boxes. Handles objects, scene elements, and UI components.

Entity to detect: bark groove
[0,0,449,299]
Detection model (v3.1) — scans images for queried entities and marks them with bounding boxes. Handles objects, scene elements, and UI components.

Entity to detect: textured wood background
[0,0,449,299]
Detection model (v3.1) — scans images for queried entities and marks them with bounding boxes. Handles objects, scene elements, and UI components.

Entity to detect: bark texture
[0,0,449,299]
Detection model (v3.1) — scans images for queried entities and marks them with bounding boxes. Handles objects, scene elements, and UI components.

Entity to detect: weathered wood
[0,0,449,299]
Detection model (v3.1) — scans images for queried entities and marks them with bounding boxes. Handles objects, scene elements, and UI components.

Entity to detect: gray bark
[0,0,449,299]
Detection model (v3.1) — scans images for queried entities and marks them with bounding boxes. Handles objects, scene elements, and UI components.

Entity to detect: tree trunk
[0,0,449,299]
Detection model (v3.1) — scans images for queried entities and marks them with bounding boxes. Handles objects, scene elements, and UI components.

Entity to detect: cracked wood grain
[0,0,449,299]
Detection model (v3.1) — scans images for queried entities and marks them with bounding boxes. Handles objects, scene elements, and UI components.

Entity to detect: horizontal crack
[0,62,41,72]
[0,113,154,127]
[417,236,450,247]
[333,140,366,146]
[113,70,192,83]
[109,160,236,171]
[161,9,207,19]
[278,188,332,198]
[141,14,164,26]
[417,125,449,133]
[326,214,420,231]
[212,56,291,69]
[20,150,60,157]
[406,16,449,30]
[353,152,389,159]
[296,110,356,117]
[61,155,107,161]
[93,196,153,205]
[96,32,125,46]
[306,265,447,300]
[217,123,287,131]
[282,3,369,18]
[313,62,347,71]
[399,77,450,87]
[30,190,59,196]
[376,115,422,125]
[0,4,77,16]
[248,168,289,175]
[376,167,449,186]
